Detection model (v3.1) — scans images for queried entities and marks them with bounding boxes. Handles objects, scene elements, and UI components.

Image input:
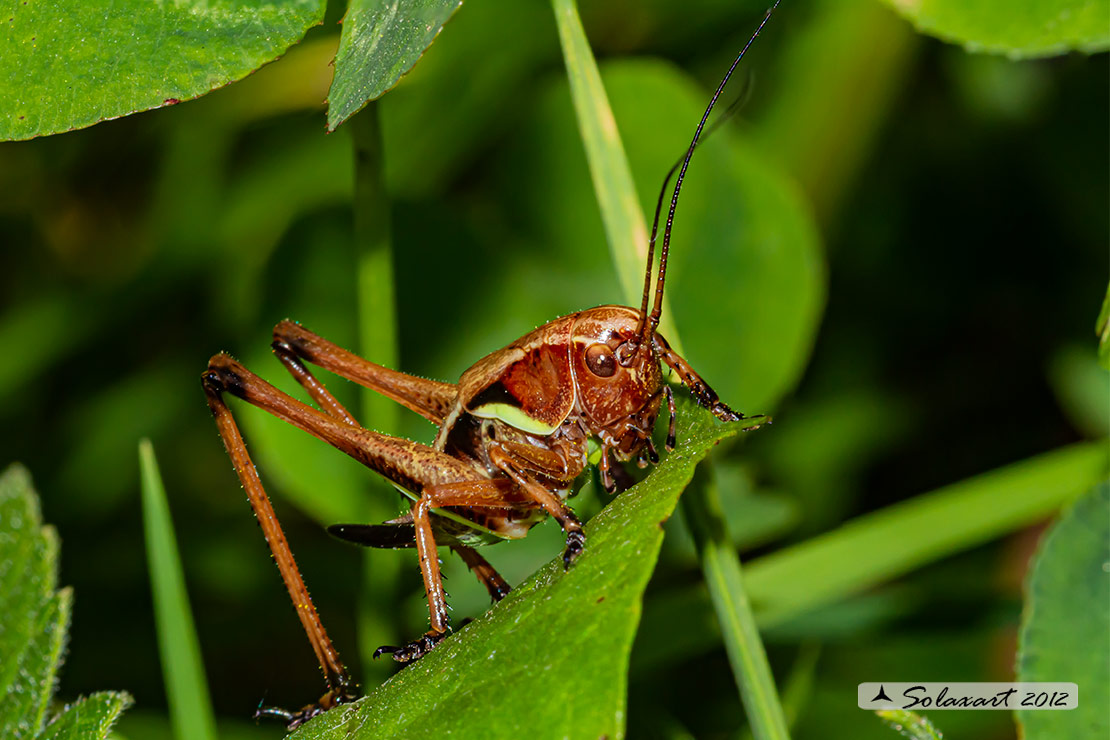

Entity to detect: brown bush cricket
[202,3,778,727]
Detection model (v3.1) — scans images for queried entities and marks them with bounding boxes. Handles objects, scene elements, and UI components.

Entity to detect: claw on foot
[563,529,586,569]
[255,683,357,730]
[374,630,447,664]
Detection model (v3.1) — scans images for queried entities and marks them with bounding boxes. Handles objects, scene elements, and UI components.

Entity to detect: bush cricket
[202,3,778,727]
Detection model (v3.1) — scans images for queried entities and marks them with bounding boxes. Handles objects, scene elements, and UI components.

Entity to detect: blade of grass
[138,440,217,740]
[550,0,679,346]
[745,440,1109,625]
[639,440,1110,667]
[552,1,788,737]
[351,103,404,682]
[684,467,791,740]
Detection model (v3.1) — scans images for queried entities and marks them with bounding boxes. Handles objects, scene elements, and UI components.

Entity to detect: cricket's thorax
[423,306,667,541]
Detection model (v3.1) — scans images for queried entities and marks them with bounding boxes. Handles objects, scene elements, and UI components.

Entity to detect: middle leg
[378,479,535,664]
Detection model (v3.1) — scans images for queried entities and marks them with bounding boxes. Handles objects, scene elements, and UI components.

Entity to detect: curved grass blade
[746,441,1109,626]
[139,441,218,740]
[684,467,791,740]
[550,0,679,345]
[351,104,406,680]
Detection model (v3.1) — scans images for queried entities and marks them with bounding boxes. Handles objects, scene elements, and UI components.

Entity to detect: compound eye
[585,343,617,378]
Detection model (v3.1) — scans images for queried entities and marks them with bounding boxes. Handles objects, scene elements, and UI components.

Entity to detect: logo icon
[871,685,893,703]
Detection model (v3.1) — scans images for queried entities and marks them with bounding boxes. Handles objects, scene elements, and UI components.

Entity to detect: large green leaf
[0,0,325,141]
[328,0,464,131]
[1016,481,1109,739]
[287,401,756,739]
[0,465,132,739]
[879,0,1110,58]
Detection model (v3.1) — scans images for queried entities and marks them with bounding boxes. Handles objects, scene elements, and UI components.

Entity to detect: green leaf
[0,465,132,739]
[1016,481,1109,739]
[879,0,1110,58]
[139,441,218,740]
[288,401,754,739]
[0,470,55,701]
[39,693,131,740]
[0,0,325,141]
[876,709,944,740]
[327,0,464,131]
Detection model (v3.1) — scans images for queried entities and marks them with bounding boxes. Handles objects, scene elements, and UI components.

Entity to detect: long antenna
[634,0,781,346]
[635,78,756,325]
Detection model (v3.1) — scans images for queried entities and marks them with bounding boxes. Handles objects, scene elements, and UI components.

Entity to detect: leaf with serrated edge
[0,478,55,703]
[0,465,132,739]
[39,692,133,740]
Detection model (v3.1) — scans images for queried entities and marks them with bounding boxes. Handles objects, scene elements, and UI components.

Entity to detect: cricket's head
[571,306,663,451]
[570,305,756,464]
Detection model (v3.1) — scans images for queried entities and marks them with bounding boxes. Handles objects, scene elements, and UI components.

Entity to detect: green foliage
[876,709,944,740]
[140,441,218,740]
[1017,481,1110,739]
[745,441,1109,625]
[551,0,673,341]
[289,401,750,740]
[0,0,325,141]
[684,470,791,740]
[0,465,131,739]
[601,60,825,411]
[0,1,1106,739]
[553,6,801,737]
[329,0,463,131]
[636,441,1109,667]
[880,0,1110,58]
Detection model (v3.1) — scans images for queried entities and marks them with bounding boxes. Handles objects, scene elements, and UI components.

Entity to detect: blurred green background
[0,0,1106,738]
